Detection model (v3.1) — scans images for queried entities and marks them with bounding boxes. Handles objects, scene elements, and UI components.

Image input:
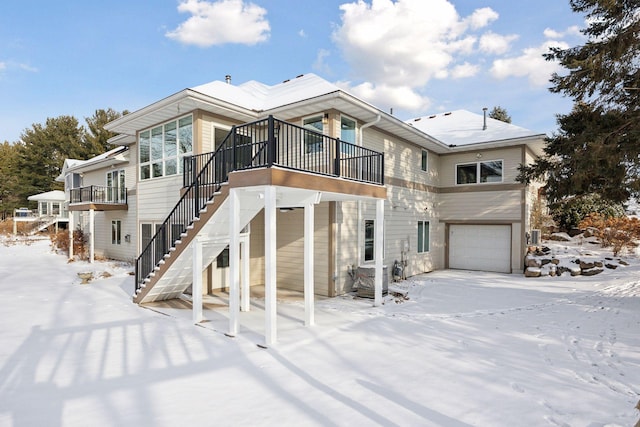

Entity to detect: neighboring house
[59,73,545,345]
[57,144,135,262]
[13,190,68,235]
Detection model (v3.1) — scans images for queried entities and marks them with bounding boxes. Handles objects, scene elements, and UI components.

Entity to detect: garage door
[449,224,512,273]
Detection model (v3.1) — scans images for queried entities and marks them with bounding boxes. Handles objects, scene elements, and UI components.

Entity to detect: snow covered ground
[0,238,639,426]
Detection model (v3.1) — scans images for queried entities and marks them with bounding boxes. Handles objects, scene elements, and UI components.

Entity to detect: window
[52,203,60,216]
[340,116,356,153]
[417,221,430,253]
[421,150,428,171]
[456,160,503,184]
[217,246,230,268]
[139,115,193,180]
[112,220,122,245]
[364,219,374,262]
[106,170,126,203]
[40,202,48,215]
[303,115,324,153]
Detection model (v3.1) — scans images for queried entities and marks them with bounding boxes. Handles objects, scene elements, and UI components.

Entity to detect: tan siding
[439,190,522,221]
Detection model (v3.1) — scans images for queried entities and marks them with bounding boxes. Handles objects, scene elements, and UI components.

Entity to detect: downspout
[356,115,382,265]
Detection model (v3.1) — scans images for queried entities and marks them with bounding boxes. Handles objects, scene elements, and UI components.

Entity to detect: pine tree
[15,116,88,201]
[488,106,511,123]
[518,0,640,203]
[84,108,128,154]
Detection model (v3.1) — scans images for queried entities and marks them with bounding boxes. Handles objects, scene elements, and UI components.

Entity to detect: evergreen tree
[0,141,22,218]
[488,106,511,123]
[84,108,128,154]
[15,116,88,200]
[518,0,640,203]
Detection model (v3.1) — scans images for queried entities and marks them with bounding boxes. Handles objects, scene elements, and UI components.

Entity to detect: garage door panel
[449,225,511,273]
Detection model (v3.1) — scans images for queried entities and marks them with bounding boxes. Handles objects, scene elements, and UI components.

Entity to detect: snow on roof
[27,190,66,201]
[190,73,341,111]
[67,146,128,172]
[407,110,544,146]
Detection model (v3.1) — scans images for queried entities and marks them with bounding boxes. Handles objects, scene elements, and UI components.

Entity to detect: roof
[27,190,66,202]
[407,110,546,147]
[105,74,545,155]
[56,146,129,181]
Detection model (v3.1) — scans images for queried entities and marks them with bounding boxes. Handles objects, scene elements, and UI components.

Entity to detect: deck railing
[183,116,384,187]
[136,116,384,292]
[69,185,127,205]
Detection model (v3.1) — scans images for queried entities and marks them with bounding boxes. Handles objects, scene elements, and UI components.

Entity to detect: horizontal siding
[137,176,183,220]
[439,190,522,221]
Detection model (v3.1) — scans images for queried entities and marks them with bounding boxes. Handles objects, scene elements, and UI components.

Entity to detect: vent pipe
[225,74,232,84]
[482,107,488,130]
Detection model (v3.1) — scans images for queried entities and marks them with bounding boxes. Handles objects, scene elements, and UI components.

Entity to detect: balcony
[183,116,385,189]
[68,185,128,211]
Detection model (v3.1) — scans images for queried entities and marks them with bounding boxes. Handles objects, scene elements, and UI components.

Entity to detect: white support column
[264,186,277,346]
[89,208,95,263]
[241,235,250,312]
[304,201,315,326]
[229,189,241,337]
[192,237,203,324]
[68,212,74,259]
[12,218,16,236]
[374,198,384,307]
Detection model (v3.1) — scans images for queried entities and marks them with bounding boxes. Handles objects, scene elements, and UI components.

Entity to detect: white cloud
[451,62,479,79]
[298,29,307,38]
[465,7,499,30]
[166,0,270,47]
[490,40,569,86]
[479,31,518,55]
[18,63,37,72]
[543,25,581,39]
[332,0,501,88]
[312,49,331,74]
[336,80,431,113]
[0,62,6,71]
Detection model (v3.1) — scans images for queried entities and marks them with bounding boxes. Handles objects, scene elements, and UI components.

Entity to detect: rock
[618,259,629,266]
[541,246,551,253]
[541,258,552,266]
[525,256,541,268]
[551,258,560,265]
[594,261,603,268]
[582,267,603,276]
[605,263,618,270]
[525,267,541,277]
[549,232,572,242]
[580,261,596,269]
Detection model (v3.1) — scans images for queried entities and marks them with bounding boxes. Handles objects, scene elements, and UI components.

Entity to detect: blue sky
[0,0,585,143]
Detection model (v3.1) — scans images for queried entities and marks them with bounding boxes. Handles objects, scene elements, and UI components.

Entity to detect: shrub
[551,194,625,232]
[49,227,88,259]
[579,213,640,256]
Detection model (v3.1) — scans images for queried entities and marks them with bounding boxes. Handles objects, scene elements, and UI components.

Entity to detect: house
[60,73,545,345]
[13,190,68,235]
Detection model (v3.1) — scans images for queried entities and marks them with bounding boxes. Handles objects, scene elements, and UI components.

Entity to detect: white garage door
[449,224,512,273]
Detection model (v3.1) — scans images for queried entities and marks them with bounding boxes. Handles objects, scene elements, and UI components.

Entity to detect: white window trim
[112,220,122,245]
[139,114,193,181]
[455,159,504,185]
[421,149,429,172]
[106,169,126,203]
[417,220,430,253]
[302,113,327,154]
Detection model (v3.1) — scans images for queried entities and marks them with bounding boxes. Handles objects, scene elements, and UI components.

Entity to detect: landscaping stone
[605,263,618,270]
[525,256,541,268]
[525,267,541,277]
[582,267,603,276]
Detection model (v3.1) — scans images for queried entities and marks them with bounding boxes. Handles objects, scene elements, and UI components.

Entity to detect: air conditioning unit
[530,229,541,246]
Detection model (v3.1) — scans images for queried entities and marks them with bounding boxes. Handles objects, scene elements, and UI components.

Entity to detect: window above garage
[456,160,503,184]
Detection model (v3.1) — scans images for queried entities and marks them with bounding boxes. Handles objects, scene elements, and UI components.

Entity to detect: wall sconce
[124,234,131,243]
[322,113,329,125]
[476,153,482,159]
